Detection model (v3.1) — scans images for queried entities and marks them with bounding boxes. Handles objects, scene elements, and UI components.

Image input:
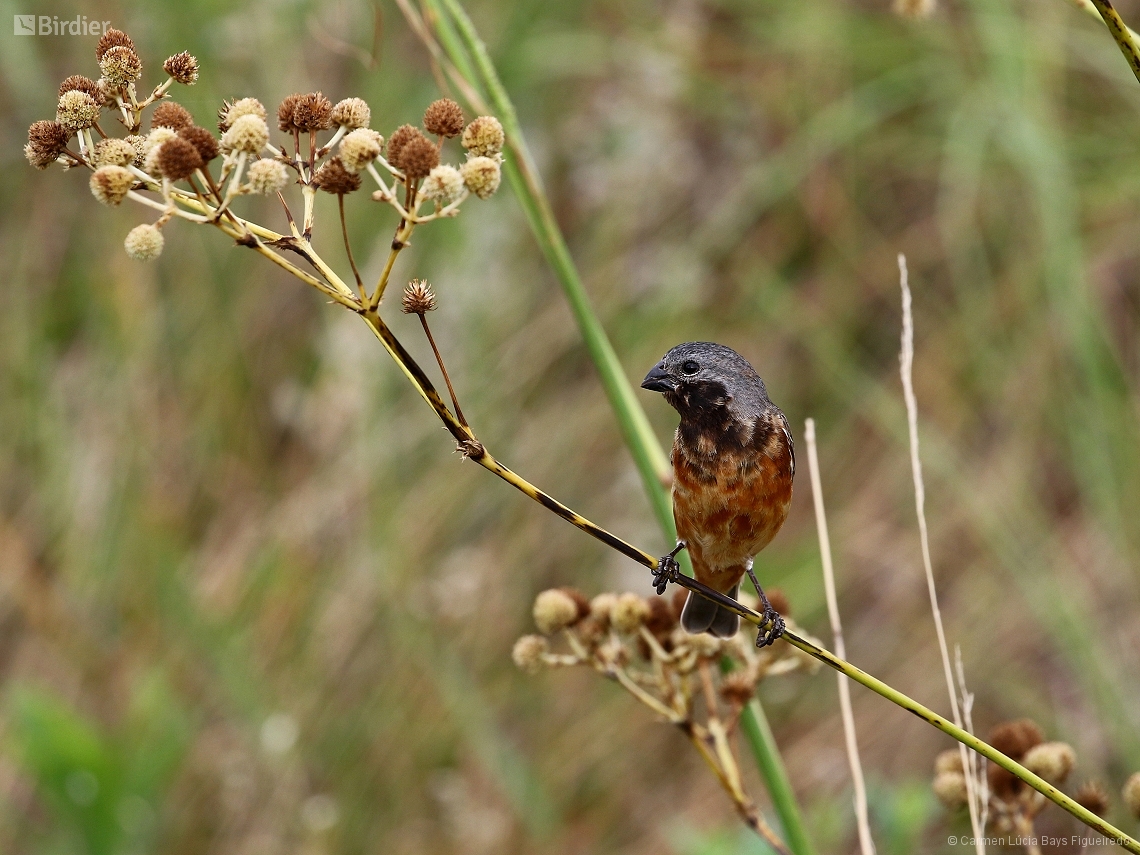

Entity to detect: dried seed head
[163,52,199,85]
[989,719,1045,760]
[393,131,438,180]
[277,94,304,132]
[1075,781,1110,817]
[124,223,164,261]
[331,97,371,129]
[99,45,142,88]
[221,114,269,154]
[385,124,419,167]
[719,671,756,706]
[460,156,501,199]
[1022,742,1076,785]
[155,137,203,181]
[767,588,791,616]
[339,128,383,172]
[59,75,103,101]
[152,101,194,131]
[178,126,219,162]
[401,279,438,314]
[1124,772,1140,819]
[313,156,362,195]
[933,771,969,809]
[687,631,722,658]
[424,98,465,138]
[89,165,134,205]
[293,92,333,132]
[93,78,118,107]
[220,98,266,131]
[125,134,146,167]
[588,593,618,626]
[25,120,70,169]
[934,749,964,775]
[92,137,137,168]
[533,589,582,635]
[512,635,548,674]
[610,593,650,634]
[96,28,134,61]
[987,763,1021,800]
[246,159,289,195]
[421,164,465,204]
[142,127,178,174]
[56,90,100,132]
[645,596,677,638]
[461,116,504,157]
[894,0,936,18]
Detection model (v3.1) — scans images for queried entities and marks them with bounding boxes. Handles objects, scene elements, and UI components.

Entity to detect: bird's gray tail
[680,584,740,638]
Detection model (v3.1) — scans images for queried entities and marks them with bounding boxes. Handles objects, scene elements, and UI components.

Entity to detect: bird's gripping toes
[641,342,794,647]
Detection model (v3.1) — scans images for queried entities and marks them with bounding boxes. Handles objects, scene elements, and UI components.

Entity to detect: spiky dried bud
[393,131,438,180]
[460,156,501,199]
[989,719,1045,760]
[935,749,964,775]
[720,671,756,706]
[339,128,382,172]
[246,159,289,195]
[611,593,650,634]
[461,116,504,158]
[124,223,164,261]
[1022,742,1075,785]
[767,588,791,616]
[89,165,134,205]
[152,101,193,131]
[1075,781,1109,816]
[421,165,464,204]
[277,94,304,132]
[221,114,269,154]
[1124,772,1140,819]
[125,134,146,167]
[99,45,142,88]
[331,97,371,129]
[163,52,199,85]
[401,279,438,314]
[385,124,419,167]
[92,138,136,168]
[512,635,549,673]
[313,157,361,195]
[25,121,70,169]
[155,137,204,181]
[532,589,580,635]
[96,28,134,61]
[219,98,266,131]
[142,127,177,174]
[59,75,103,101]
[293,92,333,132]
[589,593,618,627]
[56,90,100,132]
[178,126,219,162]
[933,771,969,809]
[424,98,465,138]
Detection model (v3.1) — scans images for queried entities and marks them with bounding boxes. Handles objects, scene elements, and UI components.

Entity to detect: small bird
[641,342,794,642]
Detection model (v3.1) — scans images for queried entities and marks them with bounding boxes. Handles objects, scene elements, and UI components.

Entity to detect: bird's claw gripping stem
[652,542,685,595]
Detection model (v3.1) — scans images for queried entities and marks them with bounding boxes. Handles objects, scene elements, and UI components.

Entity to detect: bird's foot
[754,606,786,649]
[651,542,686,595]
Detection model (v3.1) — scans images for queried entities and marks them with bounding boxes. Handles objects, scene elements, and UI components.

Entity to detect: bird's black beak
[640,364,677,393]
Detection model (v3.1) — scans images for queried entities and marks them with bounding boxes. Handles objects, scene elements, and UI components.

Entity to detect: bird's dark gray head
[640,342,771,419]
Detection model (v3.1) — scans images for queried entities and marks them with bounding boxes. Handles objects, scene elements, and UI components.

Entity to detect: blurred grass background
[2,0,1140,852]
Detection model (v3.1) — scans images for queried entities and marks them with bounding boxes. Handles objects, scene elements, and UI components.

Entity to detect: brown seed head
[99,45,142,88]
[163,52,199,85]
[424,98,465,138]
[96,28,134,61]
[720,671,757,707]
[401,279,438,314]
[331,97,371,129]
[178,126,219,162]
[395,132,440,181]
[155,137,204,181]
[1075,781,1110,817]
[152,101,194,131]
[277,94,304,132]
[293,92,333,132]
[644,596,677,638]
[989,719,1045,760]
[766,588,791,616]
[987,762,1022,800]
[25,120,70,169]
[313,156,362,195]
[59,75,103,101]
[385,124,419,167]
[1124,772,1140,819]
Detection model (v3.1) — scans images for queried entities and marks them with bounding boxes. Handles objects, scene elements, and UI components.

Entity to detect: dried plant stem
[804,418,875,855]
[338,194,364,297]
[417,314,468,428]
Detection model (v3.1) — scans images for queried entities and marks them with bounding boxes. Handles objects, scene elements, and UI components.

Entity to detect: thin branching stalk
[804,418,875,855]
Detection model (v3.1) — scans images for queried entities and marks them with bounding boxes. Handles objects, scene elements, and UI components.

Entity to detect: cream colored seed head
[511,635,548,674]
[610,593,650,634]
[460,156,501,199]
[246,159,289,195]
[533,589,579,635]
[1022,742,1076,785]
[56,90,100,132]
[339,128,382,172]
[125,135,146,167]
[223,98,267,130]
[124,224,164,261]
[589,593,618,625]
[934,749,964,775]
[331,97,371,129]
[99,45,142,87]
[221,114,269,154]
[421,164,465,204]
[933,772,969,809]
[1124,772,1140,819]
[92,138,136,168]
[89,165,134,205]
[461,116,504,157]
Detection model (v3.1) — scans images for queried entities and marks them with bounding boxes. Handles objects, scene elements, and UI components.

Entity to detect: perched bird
[641,342,794,642]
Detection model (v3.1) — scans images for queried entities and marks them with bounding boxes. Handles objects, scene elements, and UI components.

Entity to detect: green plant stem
[1080,0,1140,83]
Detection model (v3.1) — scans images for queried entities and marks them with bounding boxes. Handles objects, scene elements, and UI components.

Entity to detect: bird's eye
[680,360,700,376]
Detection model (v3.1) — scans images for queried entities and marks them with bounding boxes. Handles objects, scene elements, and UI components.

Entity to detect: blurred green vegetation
[2,0,1140,853]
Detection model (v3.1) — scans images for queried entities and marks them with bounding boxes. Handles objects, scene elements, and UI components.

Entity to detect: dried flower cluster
[514,585,820,848]
[932,717,1136,847]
